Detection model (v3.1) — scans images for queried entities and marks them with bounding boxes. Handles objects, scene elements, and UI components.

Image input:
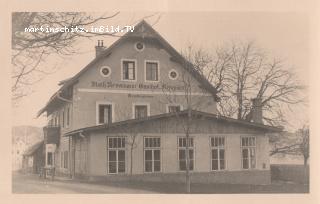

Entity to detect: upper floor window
[66,107,70,127]
[133,103,149,119]
[145,61,159,82]
[167,104,182,113]
[211,137,225,171]
[97,103,113,125]
[122,60,136,81]
[241,136,256,169]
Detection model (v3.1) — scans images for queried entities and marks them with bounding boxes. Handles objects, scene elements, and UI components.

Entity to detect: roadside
[12,172,309,194]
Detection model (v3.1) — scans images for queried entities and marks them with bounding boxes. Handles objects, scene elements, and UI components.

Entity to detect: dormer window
[122,59,136,81]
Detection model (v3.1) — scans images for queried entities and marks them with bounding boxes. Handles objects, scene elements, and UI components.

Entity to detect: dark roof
[38,20,219,116]
[64,110,282,136]
[23,140,44,156]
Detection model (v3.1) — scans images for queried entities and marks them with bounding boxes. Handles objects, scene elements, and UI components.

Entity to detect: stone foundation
[86,170,271,185]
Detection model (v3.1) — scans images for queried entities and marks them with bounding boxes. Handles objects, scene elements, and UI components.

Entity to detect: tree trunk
[185,109,191,193]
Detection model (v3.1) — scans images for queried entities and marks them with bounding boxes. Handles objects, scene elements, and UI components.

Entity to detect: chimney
[95,40,106,57]
[251,98,263,124]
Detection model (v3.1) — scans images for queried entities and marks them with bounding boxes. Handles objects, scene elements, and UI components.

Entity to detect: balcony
[43,126,60,145]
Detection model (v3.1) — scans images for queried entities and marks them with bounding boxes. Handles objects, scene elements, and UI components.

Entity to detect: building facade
[38,20,281,184]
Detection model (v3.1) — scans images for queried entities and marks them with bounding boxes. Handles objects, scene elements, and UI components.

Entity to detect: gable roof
[38,20,219,116]
[64,109,282,136]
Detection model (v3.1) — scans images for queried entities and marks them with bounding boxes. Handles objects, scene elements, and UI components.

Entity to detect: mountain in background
[12,126,43,170]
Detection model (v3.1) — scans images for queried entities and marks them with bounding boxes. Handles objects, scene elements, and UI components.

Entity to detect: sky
[12,11,310,130]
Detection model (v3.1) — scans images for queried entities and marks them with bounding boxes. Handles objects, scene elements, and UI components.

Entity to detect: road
[12,173,156,194]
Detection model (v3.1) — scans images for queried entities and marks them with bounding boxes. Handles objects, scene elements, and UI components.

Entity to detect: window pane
[145,161,152,172]
[189,149,194,159]
[242,158,249,169]
[179,149,185,160]
[109,150,116,161]
[146,62,158,81]
[189,160,194,170]
[179,161,186,171]
[219,149,225,159]
[242,149,248,159]
[220,159,225,170]
[154,161,161,172]
[154,150,160,160]
[118,150,125,162]
[145,150,152,160]
[109,161,117,173]
[212,149,218,159]
[118,161,125,173]
[212,159,218,170]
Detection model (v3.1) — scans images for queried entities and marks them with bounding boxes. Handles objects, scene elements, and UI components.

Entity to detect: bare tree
[12,12,160,102]
[270,125,309,166]
[188,41,306,127]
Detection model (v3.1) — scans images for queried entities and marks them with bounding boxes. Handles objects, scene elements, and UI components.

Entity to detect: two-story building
[37,20,281,184]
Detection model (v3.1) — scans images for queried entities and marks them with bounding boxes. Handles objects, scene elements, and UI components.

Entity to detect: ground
[12,172,309,194]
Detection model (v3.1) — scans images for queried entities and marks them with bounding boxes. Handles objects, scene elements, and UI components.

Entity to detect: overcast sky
[12,11,309,130]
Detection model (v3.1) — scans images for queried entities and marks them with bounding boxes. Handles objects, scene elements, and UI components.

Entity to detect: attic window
[135,42,144,51]
[169,69,178,80]
[100,66,111,77]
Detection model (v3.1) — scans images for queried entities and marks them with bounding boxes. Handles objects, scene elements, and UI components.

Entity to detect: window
[122,60,136,80]
[60,152,63,168]
[47,152,53,166]
[134,104,149,119]
[107,137,126,174]
[211,137,225,171]
[241,136,256,169]
[169,69,178,80]
[145,61,159,81]
[64,151,69,169]
[135,42,144,51]
[98,104,112,124]
[66,107,70,127]
[167,105,182,113]
[62,110,65,128]
[144,137,161,173]
[178,137,194,171]
[100,66,111,77]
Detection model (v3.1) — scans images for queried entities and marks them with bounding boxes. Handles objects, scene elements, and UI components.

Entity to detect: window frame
[143,136,161,173]
[240,136,256,170]
[121,59,137,82]
[168,69,179,80]
[106,136,126,174]
[100,66,112,77]
[96,101,115,125]
[177,136,195,172]
[132,102,150,119]
[210,136,226,171]
[144,60,160,82]
[166,104,183,113]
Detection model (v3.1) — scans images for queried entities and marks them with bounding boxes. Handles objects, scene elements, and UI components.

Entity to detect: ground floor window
[178,137,194,171]
[144,137,161,172]
[63,151,69,169]
[107,137,126,174]
[47,152,53,166]
[211,137,225,171]
[241,136,256,169]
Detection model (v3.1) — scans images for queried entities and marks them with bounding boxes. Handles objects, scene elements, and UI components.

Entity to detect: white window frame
[96,101,115,125]
[143,136,161,173]
[240,136,257,170]
[107,136,126,174]
[168,69,179,80]
[132,102,150,119]
[144,60,160,82]
[166,104,183,113]
[210,136,226,171]
[177,136,195,172]
[121,59,137,82]
[134,42,145,52]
